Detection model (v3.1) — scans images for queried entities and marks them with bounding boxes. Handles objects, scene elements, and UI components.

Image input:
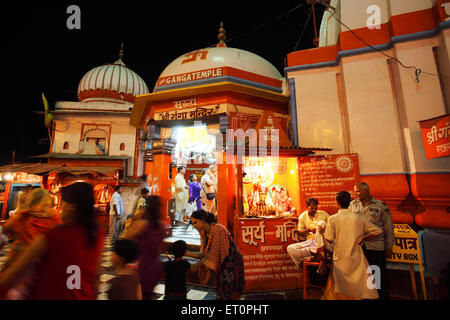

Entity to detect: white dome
[154,46,283,93]
[78,58,149,104]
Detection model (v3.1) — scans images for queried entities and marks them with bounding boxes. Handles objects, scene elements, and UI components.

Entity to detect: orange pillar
[151,141,174,226]
[217,151,237,234]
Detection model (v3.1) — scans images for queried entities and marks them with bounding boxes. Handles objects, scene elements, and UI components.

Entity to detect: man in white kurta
[286,198,329,268]
[323,191,382,300]
[174,166,188,224]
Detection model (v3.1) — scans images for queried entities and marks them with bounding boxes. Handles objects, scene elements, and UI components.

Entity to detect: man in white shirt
[323,191,382,300]
[174,166,188,225]
[109,185,124,245]
[286,198,329,268]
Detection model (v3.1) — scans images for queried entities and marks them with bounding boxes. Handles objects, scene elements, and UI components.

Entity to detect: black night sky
[1,0,324,165]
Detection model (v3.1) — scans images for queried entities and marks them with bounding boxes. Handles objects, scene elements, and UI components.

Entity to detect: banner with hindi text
[237,217,300,292]
[419,114,450,159]
[298,153,360,215]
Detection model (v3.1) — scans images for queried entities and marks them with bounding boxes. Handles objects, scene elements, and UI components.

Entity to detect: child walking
[108,239,142,300]
[164,240,191,300]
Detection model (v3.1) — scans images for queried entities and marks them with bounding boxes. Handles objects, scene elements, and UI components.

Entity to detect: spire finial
[119,42,124,60]
[217,22,227,47]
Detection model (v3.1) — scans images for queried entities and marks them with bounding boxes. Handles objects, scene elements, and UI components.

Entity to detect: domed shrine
[131,23,291,130]
[39,44,149,181]
[77,44,149,104]
[153,24,283,94]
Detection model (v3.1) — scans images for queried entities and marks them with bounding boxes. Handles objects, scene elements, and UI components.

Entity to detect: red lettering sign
[181,49,209,64]
[237,217,300,292]
[419,114,450,159]
[158,67,223,87]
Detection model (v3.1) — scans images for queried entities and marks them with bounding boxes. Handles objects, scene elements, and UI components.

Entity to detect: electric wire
[203,1,309,49]
[292,5,314,52]
[329,9,450,82]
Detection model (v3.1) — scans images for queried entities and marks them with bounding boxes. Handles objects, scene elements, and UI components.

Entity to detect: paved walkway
[0,224,315,300]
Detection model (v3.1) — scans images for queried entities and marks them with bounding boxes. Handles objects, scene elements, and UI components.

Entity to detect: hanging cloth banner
[418,114,450,159]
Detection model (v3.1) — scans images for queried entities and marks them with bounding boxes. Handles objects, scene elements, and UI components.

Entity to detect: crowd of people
[174,166,217,225]
[0,174,394,300]
[0,171,244,300]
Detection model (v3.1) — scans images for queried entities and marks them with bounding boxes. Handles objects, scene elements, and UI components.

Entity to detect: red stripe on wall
[287,8,441,68]
[390,9,436,37]
[222,66,283,89]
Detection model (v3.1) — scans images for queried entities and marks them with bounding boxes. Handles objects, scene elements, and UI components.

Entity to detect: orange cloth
[2,208,62,271]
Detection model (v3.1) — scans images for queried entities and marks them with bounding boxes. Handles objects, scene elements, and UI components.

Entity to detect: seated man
[287,198,330,273]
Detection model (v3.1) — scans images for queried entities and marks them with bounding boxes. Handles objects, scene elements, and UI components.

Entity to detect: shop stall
[0,163,120,232]
[233,149,362,292]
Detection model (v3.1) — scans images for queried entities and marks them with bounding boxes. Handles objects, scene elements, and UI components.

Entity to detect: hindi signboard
[237,217,300,292]
[298,153,360,215]
[154,105,225,122]
[418,114,450,159]
[386,224,428,299]
[387,224,422,264]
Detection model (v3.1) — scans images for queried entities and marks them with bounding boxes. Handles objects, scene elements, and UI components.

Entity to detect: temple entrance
[164,123,218,248]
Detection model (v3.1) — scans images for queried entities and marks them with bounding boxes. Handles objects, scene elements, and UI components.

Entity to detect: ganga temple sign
[418,114,450,159]
[154,105,225,121]
[237,217,300,292]
[298,153,360,215]
[157,67,223,87]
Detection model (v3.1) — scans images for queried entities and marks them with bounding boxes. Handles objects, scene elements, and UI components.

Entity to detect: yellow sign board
[387,224,421,264]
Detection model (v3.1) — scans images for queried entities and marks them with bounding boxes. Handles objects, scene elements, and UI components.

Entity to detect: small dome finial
[217,22,227,47]
[119,42,124,60]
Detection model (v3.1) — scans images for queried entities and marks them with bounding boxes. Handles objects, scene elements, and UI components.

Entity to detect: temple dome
[154,23,283,93]
[77,47,149,104]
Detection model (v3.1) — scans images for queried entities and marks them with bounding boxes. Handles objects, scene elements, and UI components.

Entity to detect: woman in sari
[0,183,103,300]
[200,169,216,214]
[186,210,244,300]
[188,174,202,212]
[0,188,62,299]
[124,195,167,300]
